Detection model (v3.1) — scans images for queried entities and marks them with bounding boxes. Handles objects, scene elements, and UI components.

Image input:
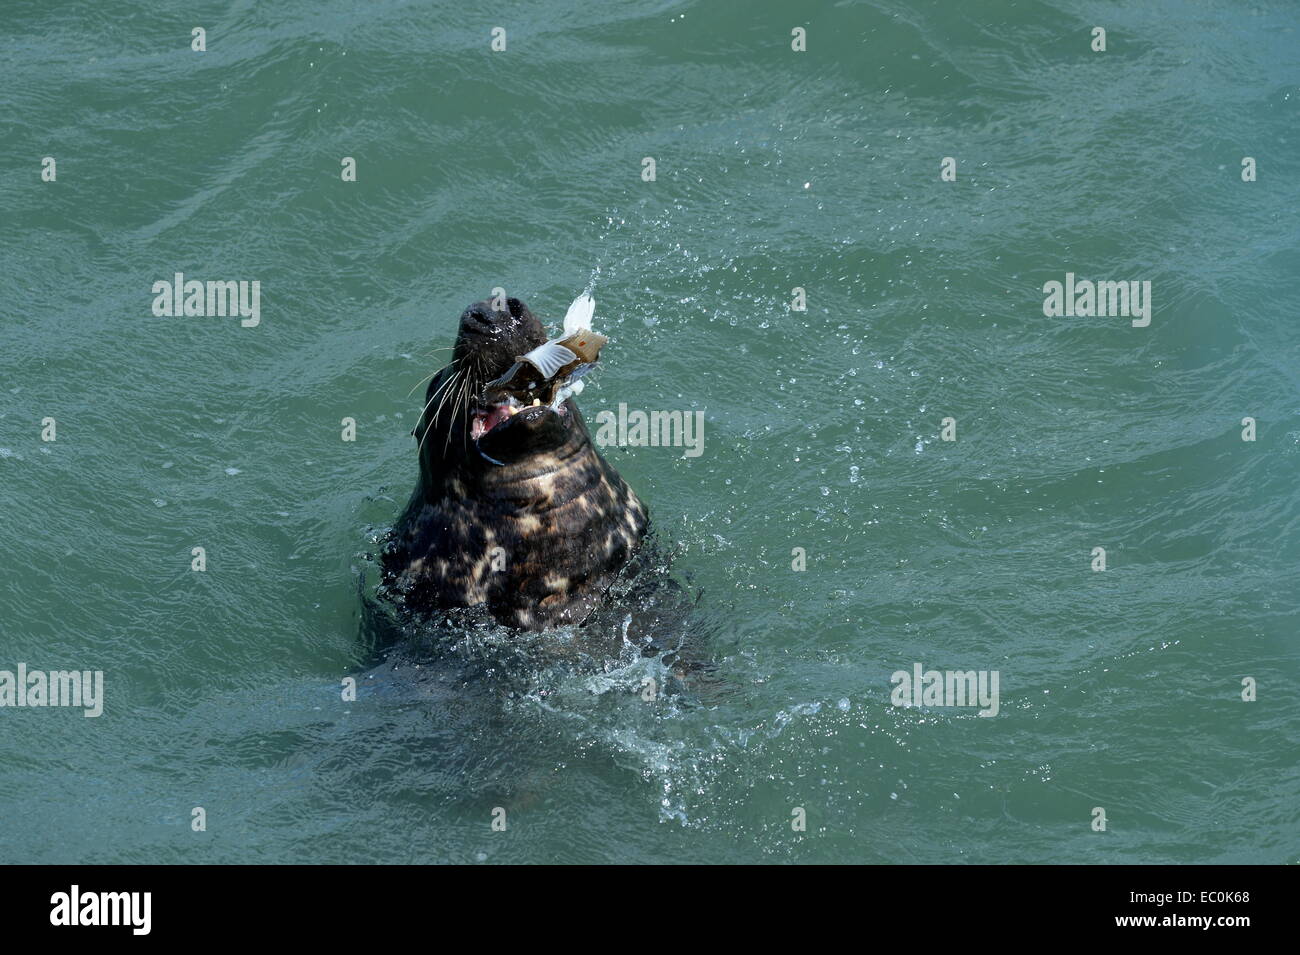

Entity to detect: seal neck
[419,419,596,500]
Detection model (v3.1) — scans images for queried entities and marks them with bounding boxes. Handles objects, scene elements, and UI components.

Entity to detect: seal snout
[457,298,544,342]
[454,297,547,378]
[460,306,499,337]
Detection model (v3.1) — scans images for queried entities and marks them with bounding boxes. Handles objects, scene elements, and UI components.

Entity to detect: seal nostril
[463,307,495,335]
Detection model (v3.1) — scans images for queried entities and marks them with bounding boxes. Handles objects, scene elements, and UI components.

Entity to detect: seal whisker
[428,367,466,424]
[430,369,468,458]
[444,370,476,456]
[407,369,442,399]
[414,369,459,441]
[417,366,465,460]
[406,348,460,396]
[415,361,459,412]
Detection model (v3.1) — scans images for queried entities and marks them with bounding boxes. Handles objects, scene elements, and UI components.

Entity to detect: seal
[381,295,649,631]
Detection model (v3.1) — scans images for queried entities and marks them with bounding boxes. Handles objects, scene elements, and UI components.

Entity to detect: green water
[2,0,1298,864]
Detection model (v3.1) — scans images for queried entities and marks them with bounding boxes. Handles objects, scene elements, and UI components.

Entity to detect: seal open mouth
[470,389,568,440]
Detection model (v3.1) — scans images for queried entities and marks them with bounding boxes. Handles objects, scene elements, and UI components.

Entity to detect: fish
[485,293,609,407]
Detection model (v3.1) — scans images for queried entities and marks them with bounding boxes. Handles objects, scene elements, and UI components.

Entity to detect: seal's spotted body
[383,297,648,630]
